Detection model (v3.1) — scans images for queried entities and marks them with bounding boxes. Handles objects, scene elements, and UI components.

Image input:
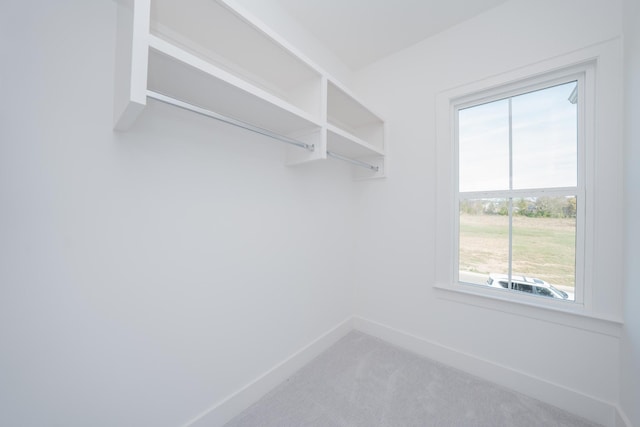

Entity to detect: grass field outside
[459,213,576,290]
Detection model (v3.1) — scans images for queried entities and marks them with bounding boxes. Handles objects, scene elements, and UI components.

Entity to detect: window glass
[457,78,579,303]
[535,287,553,297]
[511,196,576,300]
[512,82,578,189]
[458,100,509,192]
[515,283,533,293]
[459,199,508,286]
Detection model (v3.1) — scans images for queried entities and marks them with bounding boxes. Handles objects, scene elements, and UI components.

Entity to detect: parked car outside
[486,274,570,300]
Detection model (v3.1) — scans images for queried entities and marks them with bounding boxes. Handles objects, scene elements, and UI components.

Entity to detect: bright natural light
[458,81,578,301]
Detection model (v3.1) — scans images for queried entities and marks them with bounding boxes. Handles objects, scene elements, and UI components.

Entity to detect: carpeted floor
[224,331,601,427]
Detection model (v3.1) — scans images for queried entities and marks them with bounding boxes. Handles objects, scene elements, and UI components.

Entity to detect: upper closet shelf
[113,0,386,179]
[147,36,320,136]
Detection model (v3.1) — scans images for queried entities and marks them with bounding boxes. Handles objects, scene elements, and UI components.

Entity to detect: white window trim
[434,39,624,334]
[453,70,587,306]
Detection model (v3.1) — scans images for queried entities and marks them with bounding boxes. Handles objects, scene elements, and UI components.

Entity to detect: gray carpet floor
[224,331,601,427]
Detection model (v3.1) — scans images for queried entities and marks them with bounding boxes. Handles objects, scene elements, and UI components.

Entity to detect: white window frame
[453,70,588,307]
[433,40,626,334]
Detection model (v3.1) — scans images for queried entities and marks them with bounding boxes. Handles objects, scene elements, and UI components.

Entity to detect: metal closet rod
[327,151,379,172]
[146,90,314,151]
[146,90,380,172]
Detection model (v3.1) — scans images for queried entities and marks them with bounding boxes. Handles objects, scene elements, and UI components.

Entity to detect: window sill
[434,283,623,337]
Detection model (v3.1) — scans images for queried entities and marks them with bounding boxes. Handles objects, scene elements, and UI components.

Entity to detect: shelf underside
[151,0,319,98]
[327,126,384,159]
[147,46,320,137]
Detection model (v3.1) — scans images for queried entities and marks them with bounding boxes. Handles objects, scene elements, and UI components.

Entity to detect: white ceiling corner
[273,0,509,70]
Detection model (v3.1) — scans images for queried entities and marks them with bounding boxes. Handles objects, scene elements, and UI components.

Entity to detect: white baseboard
[182,317,354,427]
[181,315,624,427]
[353,316,618,427]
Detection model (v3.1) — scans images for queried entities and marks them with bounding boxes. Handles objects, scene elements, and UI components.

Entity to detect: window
[436,41,624,328]
[455,75,585,303]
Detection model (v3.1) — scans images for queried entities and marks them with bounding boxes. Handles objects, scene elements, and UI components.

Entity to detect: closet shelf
[113,0,386,179]
[147,36,321,136]
[327,125,384,159]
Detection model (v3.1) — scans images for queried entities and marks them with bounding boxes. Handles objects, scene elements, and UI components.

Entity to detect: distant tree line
[460,196,577,218]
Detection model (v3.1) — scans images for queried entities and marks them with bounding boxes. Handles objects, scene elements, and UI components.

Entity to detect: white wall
[621,0,640,425]
[229,0,354,86]
[1,1,635,426]
[353,0,625,423]
[0,2,356,426]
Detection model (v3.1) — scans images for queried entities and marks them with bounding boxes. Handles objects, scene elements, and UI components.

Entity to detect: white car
[486,274,570,300]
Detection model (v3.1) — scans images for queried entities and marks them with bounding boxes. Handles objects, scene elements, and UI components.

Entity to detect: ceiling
[273,0,509,70]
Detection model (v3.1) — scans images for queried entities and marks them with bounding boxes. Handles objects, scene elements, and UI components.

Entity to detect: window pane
[459,99,509,192]
[511,82,578,189]
[511,196,576,301]
[459,199,509,286]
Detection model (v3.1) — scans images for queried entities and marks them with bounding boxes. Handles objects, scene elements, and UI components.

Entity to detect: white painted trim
[433,284,623,338]
[435,37,624,322]
[451,61,591,308]
[113,0,150,130]
[353,316,618,427]
[181,317,354,427]
[180,316,624,427]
